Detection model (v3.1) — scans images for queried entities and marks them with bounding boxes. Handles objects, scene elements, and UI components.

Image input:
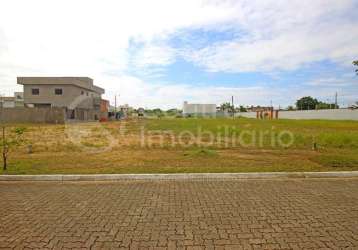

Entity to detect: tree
[353,60,358,75]
[296,96,319,110]
[316,101,338,110]
[239,105,247,112]
[287,106,295,111]
[152,108,163,114]
[220,102,234,112]
[1,127,26,171]
[166,109,180,116]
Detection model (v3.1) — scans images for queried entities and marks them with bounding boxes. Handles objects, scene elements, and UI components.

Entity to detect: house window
[86,92,89,96]
[81,91,84,95]
[32,88,40,95]
[55,88,63,95]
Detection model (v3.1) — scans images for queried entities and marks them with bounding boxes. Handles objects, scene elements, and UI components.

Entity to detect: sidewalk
[1,171,358,181]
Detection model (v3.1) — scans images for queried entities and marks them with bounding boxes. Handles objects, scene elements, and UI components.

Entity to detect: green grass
[1,118,358,174]
[146,118,358,149]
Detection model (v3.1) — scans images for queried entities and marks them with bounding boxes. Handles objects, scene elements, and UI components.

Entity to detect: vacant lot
[1,118,358,174]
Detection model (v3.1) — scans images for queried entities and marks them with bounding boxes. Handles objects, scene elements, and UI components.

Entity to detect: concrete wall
[237,109,358,120]
[2,101,25,108]
[0,107,66,124]
[278,109,358,120]
[236,112,257,118]
[2,100,15,108]
[67,108,101,121]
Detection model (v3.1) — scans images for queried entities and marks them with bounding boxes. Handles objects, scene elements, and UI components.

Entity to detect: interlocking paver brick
[1,178,358,249]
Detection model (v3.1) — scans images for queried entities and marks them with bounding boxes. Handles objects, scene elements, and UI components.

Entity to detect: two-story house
[17,77,106,120]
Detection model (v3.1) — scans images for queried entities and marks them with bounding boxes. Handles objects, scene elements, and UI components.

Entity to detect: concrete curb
[1,172,358,181]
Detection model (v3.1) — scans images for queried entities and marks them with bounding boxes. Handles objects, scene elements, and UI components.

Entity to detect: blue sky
[0,0,358,109]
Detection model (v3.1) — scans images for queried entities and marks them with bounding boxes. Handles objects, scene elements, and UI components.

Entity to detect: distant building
[14,92,24,107]
[0,97,15,108]
[137,108,145,117]
[0,92,24,108]
[108,104,133,119]
[17,77,106,120]
[183,101,216,117]
[119,104,133,116]
[349,103,358,110]
[99,99,110,121]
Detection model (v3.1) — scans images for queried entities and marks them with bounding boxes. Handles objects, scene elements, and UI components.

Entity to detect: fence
[0,107,66,124]
[237,109,358,121]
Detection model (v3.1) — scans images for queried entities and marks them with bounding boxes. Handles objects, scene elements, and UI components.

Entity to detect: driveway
[1,179,358,249]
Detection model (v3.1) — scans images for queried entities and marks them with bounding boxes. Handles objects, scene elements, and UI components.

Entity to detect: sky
[0,0,358,109]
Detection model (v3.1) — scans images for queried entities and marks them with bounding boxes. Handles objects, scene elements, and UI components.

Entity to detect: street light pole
[231,96,234,119]
[0,94,5,171]
[0,93,3,125]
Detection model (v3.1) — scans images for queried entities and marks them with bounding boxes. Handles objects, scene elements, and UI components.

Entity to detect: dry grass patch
[1,118,358,174]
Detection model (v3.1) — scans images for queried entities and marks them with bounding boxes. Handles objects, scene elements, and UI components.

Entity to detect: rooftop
[17,77,105,94]
[0,97,15,101]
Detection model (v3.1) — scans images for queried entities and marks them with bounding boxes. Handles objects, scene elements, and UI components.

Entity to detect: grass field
[1,117,358,174]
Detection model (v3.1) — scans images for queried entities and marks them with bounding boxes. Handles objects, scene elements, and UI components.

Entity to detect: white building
[119,104,133,114]
[183,101,216,117]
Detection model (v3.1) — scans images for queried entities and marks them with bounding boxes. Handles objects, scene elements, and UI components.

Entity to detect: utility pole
[0,93,5,170]
[335,92,338,109]
[0,93,3,124]
[114,94,117,113]
[231,96,234,118]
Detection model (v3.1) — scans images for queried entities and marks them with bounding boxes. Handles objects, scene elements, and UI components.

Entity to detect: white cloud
[0,0,357,108]
[184,0,358,72]
[130,43,176,69]
[0,0,236,96]
[105,74,356,109]
[186,24,358,72]
[307,77,357,87]
[101,74,283,109]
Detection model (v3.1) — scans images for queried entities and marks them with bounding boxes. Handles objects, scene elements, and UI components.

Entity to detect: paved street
[1,179,358,250]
